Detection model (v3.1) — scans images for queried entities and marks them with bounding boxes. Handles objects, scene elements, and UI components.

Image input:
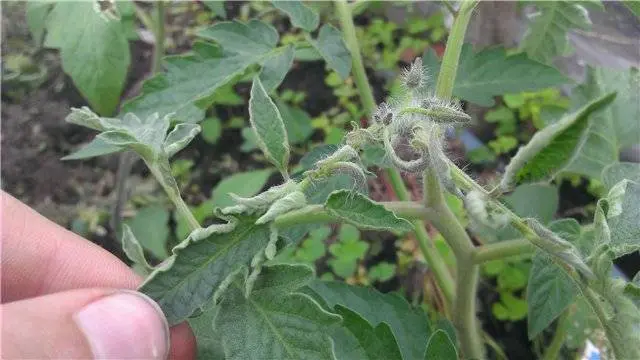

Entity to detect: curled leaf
[256,191,307,224]
[164,123,201,157]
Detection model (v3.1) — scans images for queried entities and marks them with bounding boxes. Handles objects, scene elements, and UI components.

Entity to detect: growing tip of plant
[401,57,425,90]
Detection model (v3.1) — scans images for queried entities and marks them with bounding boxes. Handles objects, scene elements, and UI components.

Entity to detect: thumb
[2,288,170,359]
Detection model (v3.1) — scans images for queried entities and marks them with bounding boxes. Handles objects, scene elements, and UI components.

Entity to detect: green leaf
[277,100,314,145]
[121,224,152,270]
[305,280,431,360]
[26,1,52,45]
[368,262,396,282]
[44,2,130,115]
[272,0,319,32]
[325,190,412,233]
[562,67,640,179]
[335,305,403,360]
[422,46,568,107]
[500,92,616,189]
[310,25,352,80]
[201,117,222,145]
[61,137,123,160]
[520,1,594,64]
[164,123,201,157]
[125,205,170,260]
[602,162,640,190]
[249,77,291,178]
[140,214,272,324]
[214,264,340,360]
[122,41,258,123]
[624,1,640,19]
[203,1,226,19]
[259,45,295,93]
[607,180,640,257]
[198,19,278,57]
[189,305,225,360]
[211,169,272,208]
[424,330,457,360]
[527,252,578,338]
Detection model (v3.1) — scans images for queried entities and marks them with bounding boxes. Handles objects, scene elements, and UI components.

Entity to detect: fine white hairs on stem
[401,57,425,90]
[372,102,393,125]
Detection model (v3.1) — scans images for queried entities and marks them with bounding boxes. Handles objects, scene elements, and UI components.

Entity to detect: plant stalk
[151,1,166,74]
[542,311,569,360]
[335,0,455,305]
[473,239,534,263]
[429,1,483,358]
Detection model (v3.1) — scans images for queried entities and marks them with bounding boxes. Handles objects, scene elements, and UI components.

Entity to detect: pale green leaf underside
[502,92,615,187]
[121,224,152,270]
[520,1,593,64]
[607,180,640,257]
[335,305,402,360]
[424,330,457,360]
[325,190,412,233]
[45,2,130,115]
[61,137,123,160]
[305,280,431,360]
[602,162,640,190]
[422,45,568,107]
[562,67,640,179]
[140,215,271,324]
[310,25,352,80]
[215,264,340,360]
[259,45,295,93]
[272,0,319,32]
[249,77,290,178]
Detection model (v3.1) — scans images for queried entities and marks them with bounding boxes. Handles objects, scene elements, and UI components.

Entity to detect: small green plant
[58,1,639,359]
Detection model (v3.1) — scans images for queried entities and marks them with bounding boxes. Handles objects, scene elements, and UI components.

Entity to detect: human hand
[1,192,196,359]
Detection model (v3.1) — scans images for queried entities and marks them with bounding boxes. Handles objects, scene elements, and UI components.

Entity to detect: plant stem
[151,1,166,74]
[474,239,534,263]
[429,1,483,358]
[147,158,200,232]
[335,0,376,116]
[542,311,569,360]
[434,0,478,99]
[335,0,455,305]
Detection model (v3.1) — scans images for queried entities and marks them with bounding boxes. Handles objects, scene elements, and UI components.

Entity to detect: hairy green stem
[429,1,483,358]
[147,159,200,232]
[474,239,534,263]
[542,311,569,360]
[151,1,166,74]
[434,0,478,99]
[335,0,455,305]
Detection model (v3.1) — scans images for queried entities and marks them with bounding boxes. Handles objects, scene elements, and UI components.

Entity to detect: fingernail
[73,291,170,359]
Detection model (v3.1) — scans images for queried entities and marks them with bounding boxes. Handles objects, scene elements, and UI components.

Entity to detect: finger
[1,191,139,301]
[2,288,170,359]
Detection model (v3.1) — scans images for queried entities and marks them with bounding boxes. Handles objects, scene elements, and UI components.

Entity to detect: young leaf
[61,137,123,160]
[500,92,616,190]
[520,1,594,64]
[121,224,152,270]
[140,214,272,324]
[214,264,340,360]
[272,0,319,32]
[305,280,432,360]
[310,24,352,80]
[602,162,640,190]
[249,77,290,178]
[325,190,412,233]
[164,123,201,158]
[197,19,278,57]
[44,2,130,115]
[562,67,640,179]
[422,45,568,107]
[334,305,403,360]
[424,330,458,360]
[527,252,579,339]
[122,41,258,123]
[259,45,295,93]
[606,180,640,257]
